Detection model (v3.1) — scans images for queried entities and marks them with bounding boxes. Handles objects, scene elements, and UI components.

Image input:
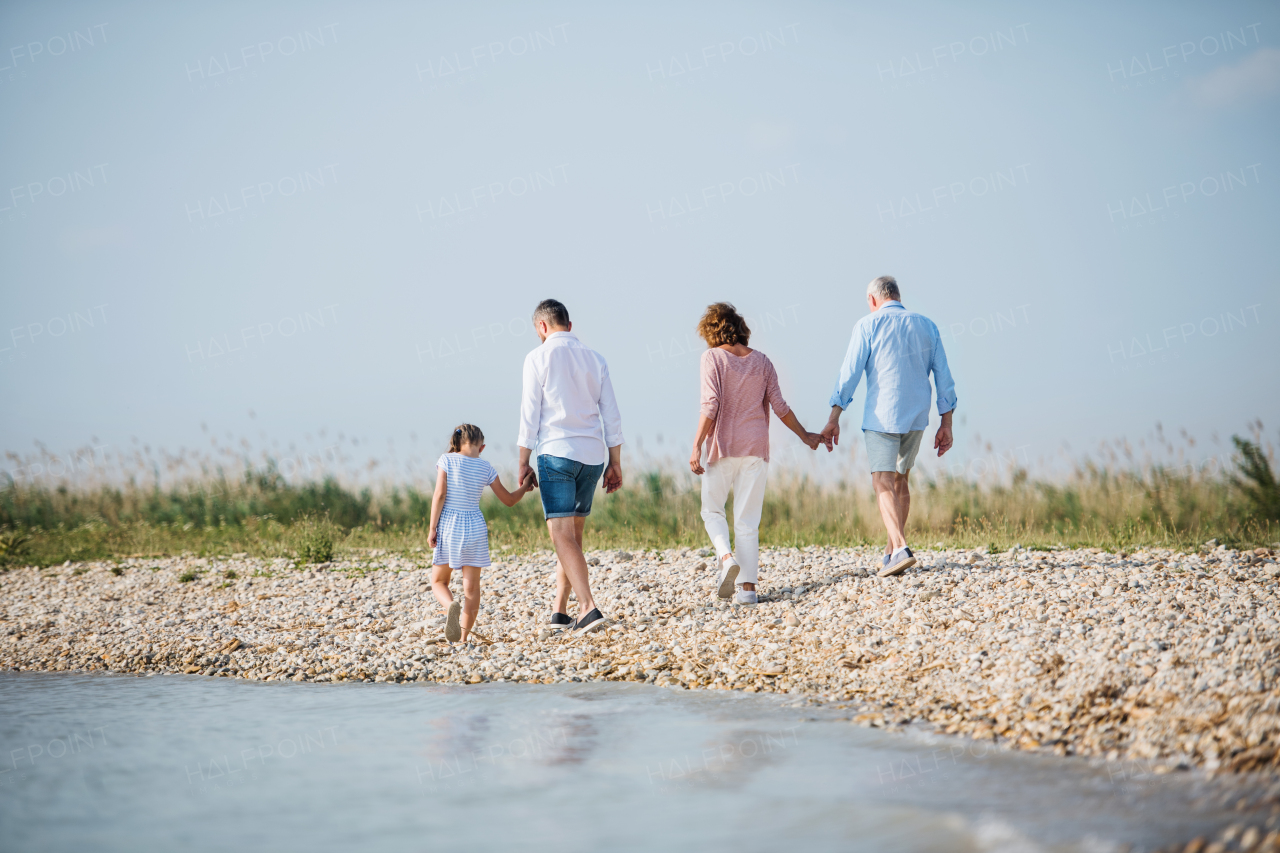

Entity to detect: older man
[822,276,957,577]
[517,299,623,635]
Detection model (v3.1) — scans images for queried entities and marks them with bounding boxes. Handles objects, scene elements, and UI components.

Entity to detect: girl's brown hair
[696,302,751,347]
[448,424,485,452]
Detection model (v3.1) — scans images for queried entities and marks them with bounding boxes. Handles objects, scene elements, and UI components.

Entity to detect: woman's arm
[489,473,532,507]
[780,410,822,450]
[428,468,447,547]
[692,351,719,475]
[689,414,715,474]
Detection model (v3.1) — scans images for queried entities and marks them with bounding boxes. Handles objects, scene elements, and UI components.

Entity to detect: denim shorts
[537,454,606,519]
[864,429,924,474]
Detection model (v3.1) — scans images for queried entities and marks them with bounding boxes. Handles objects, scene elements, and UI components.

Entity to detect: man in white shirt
[517,299,624,636]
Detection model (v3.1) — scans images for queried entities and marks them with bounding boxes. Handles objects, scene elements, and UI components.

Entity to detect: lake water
[0,673,1269,852]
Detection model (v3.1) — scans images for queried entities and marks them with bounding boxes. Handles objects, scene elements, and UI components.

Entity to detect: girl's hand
[428,527,438,548]
[689,447,704,475]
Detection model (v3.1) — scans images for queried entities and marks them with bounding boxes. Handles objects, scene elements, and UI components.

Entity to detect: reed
[2,434,1276,566]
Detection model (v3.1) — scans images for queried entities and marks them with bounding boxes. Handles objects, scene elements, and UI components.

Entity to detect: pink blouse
[699,348,791,465]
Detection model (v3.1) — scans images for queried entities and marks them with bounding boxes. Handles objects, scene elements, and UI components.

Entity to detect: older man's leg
[552,516,587,614]
[894,471,911,542]
[872,472,908,552]
[548,516,595,617]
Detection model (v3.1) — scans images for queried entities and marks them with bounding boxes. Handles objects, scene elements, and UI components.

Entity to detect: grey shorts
[864,429,924,474]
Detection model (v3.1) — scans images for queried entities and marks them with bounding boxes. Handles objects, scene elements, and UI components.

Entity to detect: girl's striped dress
[432,453,497,568]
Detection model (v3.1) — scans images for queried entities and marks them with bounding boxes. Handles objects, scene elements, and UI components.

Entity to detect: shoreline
[2,544,1278,776]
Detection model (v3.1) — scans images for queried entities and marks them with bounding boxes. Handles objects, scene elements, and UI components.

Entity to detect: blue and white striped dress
[432,453,497,568]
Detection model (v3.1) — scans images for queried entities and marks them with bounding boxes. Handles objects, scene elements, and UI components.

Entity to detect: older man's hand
[819,421,839,452]
[688,447,704,475]
[934,423,953,456]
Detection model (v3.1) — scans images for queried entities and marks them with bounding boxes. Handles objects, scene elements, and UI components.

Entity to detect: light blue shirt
[829,301,957,433]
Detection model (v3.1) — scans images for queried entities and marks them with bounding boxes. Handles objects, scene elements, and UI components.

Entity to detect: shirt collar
[546,330,577,341]
[881,300,905,310]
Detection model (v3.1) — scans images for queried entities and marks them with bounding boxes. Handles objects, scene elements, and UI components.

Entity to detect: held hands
[518,463,538,490]
[801,432,823,451]
[819,419,840,452]
[520,469,538,491]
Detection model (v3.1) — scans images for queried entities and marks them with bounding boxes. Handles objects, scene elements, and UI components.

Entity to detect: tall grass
[2,431,1276,566]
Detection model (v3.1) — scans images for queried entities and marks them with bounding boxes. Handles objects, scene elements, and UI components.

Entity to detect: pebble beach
[4,543,1279,782]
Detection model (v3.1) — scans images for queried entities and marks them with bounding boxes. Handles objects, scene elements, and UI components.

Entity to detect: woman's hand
[689,447,704,475]
[428,527,438,548]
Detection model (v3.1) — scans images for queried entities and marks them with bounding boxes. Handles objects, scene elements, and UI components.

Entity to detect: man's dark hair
[533,299,570,328]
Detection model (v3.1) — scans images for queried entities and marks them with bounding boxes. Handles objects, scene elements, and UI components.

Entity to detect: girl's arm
[489,473,532,507]
[688,414,715,475]
[428,468,447,547]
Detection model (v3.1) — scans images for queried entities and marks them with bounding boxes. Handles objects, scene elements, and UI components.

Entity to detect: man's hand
[802,432,822,451]
[934,411,954,457]
[688,447,704,475]
[517,446,537,490]
[518,463,537,490]
[603,461,623,493]
[521,469,538,490]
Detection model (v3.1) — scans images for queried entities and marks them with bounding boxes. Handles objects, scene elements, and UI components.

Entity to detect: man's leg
[872,471,908,552]
[552,516,587,614]
[731,457,768,592]
[548,516,595,617]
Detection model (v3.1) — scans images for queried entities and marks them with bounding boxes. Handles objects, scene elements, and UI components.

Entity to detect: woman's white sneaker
[734,589,758,605]
[716,557,740,599]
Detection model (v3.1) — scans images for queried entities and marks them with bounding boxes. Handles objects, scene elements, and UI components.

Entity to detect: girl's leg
[459,566,482,642]
[731,458,768,591]
[430,565,454,609]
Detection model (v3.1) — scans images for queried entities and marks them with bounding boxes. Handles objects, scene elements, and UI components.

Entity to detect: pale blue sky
[2,1,1277,488]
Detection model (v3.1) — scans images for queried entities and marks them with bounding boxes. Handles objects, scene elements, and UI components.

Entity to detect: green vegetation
[0,436,1275,567]
[1232,436,1280,521]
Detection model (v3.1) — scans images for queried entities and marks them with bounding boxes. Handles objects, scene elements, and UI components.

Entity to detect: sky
[1,0,1277,490]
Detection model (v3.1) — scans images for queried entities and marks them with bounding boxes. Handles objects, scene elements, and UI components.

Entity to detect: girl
[429,424,533,643]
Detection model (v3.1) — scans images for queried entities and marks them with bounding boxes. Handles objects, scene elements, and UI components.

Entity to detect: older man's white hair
[867,275,900,301]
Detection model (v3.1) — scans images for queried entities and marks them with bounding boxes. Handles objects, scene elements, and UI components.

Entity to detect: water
[0,673,1268,852]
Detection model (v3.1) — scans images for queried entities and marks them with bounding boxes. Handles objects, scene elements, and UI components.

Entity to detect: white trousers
[699,456,768,585]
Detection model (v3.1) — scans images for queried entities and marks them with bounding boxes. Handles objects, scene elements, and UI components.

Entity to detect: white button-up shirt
[518,331,624,465]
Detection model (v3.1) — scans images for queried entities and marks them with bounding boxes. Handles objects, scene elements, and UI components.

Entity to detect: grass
[1,435,1277,567]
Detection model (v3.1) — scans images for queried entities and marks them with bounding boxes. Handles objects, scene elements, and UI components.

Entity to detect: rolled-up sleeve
[763,359,791,418]
[597,358,625,448]
[517,353,542,450]
[828,323,870,409]
[930,324,957,415]
[699,351,720,420]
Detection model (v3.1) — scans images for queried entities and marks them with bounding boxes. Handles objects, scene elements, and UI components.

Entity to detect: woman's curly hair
[696,302,750,348]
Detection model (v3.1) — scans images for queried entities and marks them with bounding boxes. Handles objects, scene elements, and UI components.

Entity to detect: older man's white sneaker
[734,589,758,605]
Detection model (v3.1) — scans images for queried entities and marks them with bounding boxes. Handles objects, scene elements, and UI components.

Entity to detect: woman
[688,303,822,605]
